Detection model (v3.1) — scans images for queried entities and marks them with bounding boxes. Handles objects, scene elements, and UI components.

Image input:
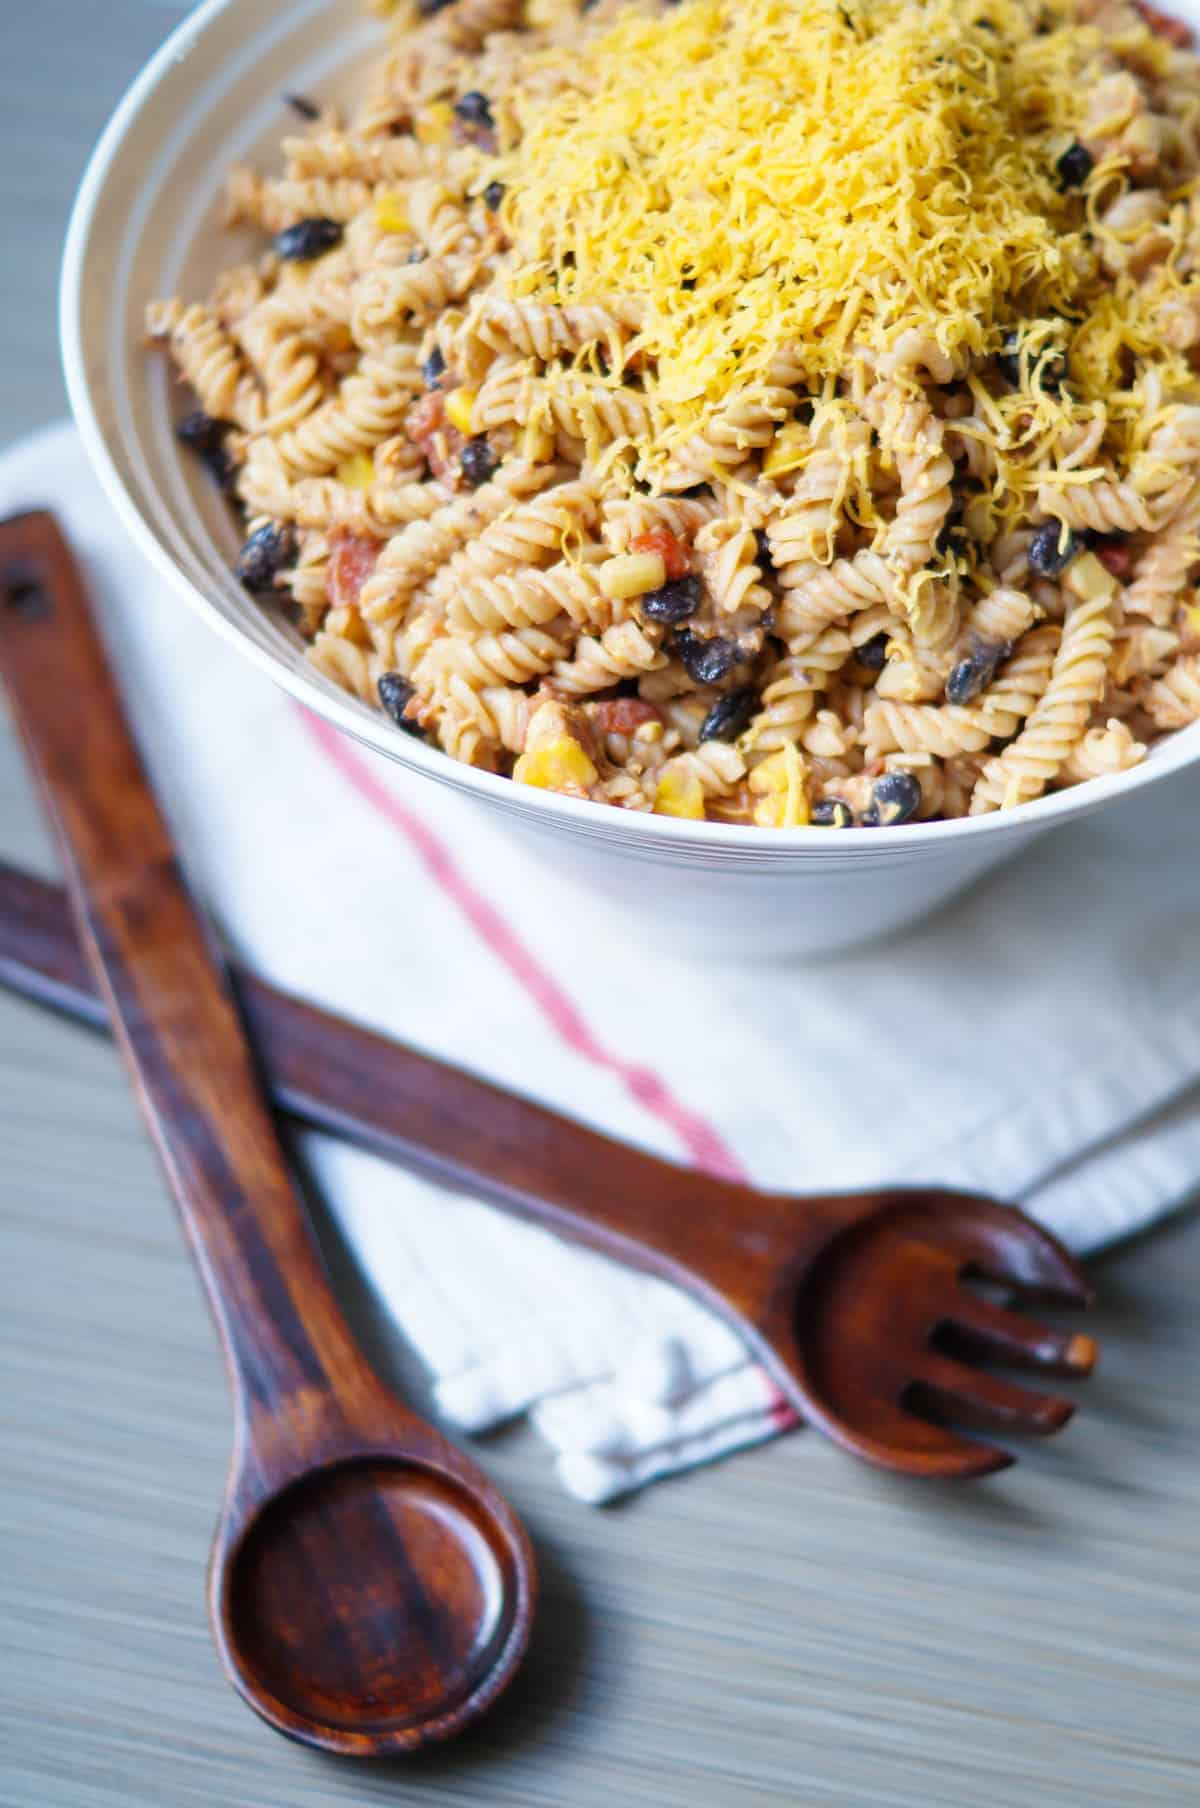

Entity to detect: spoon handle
[0,511,392,1496]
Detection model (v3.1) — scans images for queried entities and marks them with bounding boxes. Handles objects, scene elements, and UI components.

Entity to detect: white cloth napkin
[5,423,1200,1502]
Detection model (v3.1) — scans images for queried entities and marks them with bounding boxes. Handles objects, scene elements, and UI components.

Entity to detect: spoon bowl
[216,1455,532,1753]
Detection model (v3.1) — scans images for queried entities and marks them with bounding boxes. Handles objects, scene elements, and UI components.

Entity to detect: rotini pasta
[153,0,1200,828]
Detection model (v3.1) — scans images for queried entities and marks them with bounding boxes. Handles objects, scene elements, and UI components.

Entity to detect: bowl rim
[58,0,1200,854]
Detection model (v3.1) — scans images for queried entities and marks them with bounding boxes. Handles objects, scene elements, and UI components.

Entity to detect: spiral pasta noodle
[971,590,1117,810]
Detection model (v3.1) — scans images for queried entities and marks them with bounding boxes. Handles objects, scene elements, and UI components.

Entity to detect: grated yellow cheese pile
[155,0,1200,829]
[491,0,1196,472]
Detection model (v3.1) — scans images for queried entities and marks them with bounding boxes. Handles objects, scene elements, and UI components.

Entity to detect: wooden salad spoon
[0,511,535,1756]
[0,526,1097,1487]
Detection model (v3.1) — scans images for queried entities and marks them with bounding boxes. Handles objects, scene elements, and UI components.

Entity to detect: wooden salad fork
[0,526,1096,1482]
[0,510,536,1755]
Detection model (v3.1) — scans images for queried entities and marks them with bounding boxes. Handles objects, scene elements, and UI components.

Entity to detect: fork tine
[960,1220,1093,1306]
[938,1294,1098,1377]
[930,1193,1094,1305]
[908,1357,1076,1437]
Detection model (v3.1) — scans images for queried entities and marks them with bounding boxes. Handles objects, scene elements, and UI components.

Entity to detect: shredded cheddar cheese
[491,0,1200,480]
[154,0,1200,828]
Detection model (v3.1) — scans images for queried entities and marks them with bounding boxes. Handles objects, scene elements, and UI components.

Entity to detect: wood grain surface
[2,7,1199,1806]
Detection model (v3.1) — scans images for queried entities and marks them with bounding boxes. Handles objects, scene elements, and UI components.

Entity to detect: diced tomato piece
[329,532,381,610]
[405,391,444,445]
[629,527,691,581]
[592,697,664,735]
[1095,541,1134,580]
[1133,0,1192,43]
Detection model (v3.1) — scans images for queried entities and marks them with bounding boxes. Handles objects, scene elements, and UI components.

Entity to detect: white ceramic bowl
[61,0,1200,958]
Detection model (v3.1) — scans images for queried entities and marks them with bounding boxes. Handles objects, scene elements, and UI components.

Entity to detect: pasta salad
[151,0,1200,828]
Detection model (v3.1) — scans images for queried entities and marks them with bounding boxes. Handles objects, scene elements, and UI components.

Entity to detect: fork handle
[0,511,392,1483]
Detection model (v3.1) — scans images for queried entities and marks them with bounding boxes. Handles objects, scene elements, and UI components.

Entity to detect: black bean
[460,436,498,487]
[284,92,320,121]
[177,412,237,489]
[422,346,446,389]
[417,0,454,14]
[1056,141,1093,189]
[700,686,758,742]
[1029,519,1079,577]
[793,397,815,424]
[236,522,297,592]
[862,771,922,827]
[811,798,854,828]
[177,410,230,457]
[641,575,702,625]
[945,642,1004,705]
[378,673,424,734]
[454,90,493,126]
[856,631,890,671]
[273,217,343,262]
[754,528,775,571]
[483,180,506,212]
[675,631,739,685]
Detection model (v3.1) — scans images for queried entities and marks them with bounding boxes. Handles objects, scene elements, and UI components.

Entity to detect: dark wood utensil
[0,528,1095,1486]
[0,511,535,1756]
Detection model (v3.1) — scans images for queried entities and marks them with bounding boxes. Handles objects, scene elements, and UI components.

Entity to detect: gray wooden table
[3,7,1200,1804]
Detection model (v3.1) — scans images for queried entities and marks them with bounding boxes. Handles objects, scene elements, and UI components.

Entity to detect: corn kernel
[324,606,371,646]
[373,191,410,234]
[513,737,598,792]
[415,102,455,145]
[336,452,376,491]
[653,765,706,819]
[445,387,478,435]
[1180,602,1200,645]
[763,425,809,478]
[1064,550,1118,604]
[748,742,809,828]
[598,551,667,600]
